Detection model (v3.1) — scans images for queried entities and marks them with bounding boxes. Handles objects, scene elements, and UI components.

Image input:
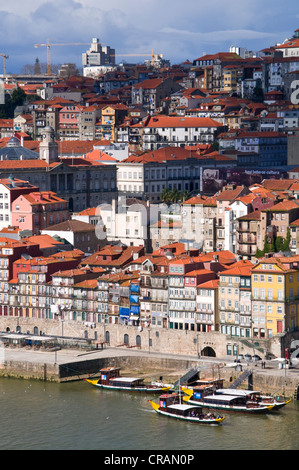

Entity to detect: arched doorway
[136,335,141,347]
[201,346,216,357]
[105,331,110,344]
[69,197,74,212]
[124,334,129,345]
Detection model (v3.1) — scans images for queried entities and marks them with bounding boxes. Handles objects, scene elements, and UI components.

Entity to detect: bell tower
[39,126,58,164]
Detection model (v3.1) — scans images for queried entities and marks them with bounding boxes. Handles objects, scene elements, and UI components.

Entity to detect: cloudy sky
[0,0,298,73]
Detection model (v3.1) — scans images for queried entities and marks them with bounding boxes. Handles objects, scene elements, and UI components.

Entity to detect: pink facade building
[11,191,69,235]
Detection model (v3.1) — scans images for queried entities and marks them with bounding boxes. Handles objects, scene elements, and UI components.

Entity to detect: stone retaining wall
[0,360,59,381]
[0,317,290,359]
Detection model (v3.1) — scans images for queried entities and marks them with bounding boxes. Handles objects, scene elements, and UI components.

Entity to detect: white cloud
[0,0,298,71]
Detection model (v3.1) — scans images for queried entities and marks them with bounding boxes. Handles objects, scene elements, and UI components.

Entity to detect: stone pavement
[2,344,299,379]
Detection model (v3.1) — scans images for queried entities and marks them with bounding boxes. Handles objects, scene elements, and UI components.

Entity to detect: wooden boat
[149,393,225,424]
[182,377,290,412]
[85,367,172,393]
[182,387,275,414]
[215,389,291,410]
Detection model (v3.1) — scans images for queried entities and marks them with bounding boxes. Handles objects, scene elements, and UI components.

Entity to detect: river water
[0,377,298,451]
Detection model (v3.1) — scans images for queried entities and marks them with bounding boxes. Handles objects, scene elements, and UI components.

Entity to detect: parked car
[244,354,252,361]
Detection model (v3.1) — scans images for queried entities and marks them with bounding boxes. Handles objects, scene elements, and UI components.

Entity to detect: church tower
[39,126,59,164]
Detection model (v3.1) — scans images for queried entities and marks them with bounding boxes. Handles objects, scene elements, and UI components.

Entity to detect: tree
[161,187,172,204]
[161,187,189,204]
[274,236,285,252]
[0,86,27,118]
[263,234,274,254]
[255,247,264,258]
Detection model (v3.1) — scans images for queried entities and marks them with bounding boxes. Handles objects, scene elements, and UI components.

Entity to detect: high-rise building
[82,38,115,68]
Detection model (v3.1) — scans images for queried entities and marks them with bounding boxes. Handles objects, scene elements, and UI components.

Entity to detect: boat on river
[181,377,290,412]
[85,367,172,393]
[182,387,275,414]
[149,393,225,424]
[215,389,291,410]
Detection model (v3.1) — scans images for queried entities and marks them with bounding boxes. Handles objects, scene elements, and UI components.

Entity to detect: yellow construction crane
[34,40,164,75]
[0,54,9,77]
[34,40,90,75]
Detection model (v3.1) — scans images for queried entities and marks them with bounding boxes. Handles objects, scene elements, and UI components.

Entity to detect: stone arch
[69,197,74,212]
[201,346,216,357]
[105,330,110,343]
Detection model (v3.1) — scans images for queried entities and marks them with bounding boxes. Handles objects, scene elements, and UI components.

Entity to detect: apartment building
[140,115,225,151]
[10,254,81,319]
[234,131,288,167]
[131,78,182,115]
[218,260,253,341]
[181,195,217,252]
[290,218,299,254]
[58,104,82,141]
[11,191,69,235]
[148,270,169,328]
[97,104,128,142]
[0,240,41,314]
[216,185,250,251]
[260,200,299,250]
[236,210,262,258]
[168,257,216,331]
[99,198,152,250]
[0,177,39,231]
[41,219,100,254]
[196,279,219,333]
[77,106,101,140]
[149,220,182,251]
[117,146,235,203]
[96,271,140,327]
[251,257,299,338]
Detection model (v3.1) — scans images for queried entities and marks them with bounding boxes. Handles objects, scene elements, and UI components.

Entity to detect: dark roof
[0,136,39,160]
[42,219,96,232]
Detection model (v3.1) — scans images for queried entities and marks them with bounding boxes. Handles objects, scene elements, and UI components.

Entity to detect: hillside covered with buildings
[0,32,299,359]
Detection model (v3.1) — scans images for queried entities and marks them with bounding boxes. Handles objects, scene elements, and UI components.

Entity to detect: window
[267,289,273,300]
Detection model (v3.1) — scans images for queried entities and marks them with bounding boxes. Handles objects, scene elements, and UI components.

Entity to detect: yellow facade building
[251,257,299,339]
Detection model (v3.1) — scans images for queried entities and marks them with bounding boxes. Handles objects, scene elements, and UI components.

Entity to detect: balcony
[238,236,257,244]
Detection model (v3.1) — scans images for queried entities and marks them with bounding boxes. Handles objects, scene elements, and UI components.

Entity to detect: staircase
[173,366,201,388]
[228,368,253,389]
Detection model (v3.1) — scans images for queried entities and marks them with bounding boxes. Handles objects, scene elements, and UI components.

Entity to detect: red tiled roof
[197,279,219,288]
[262,179,295,191]
[0,160,49,169]
[145,115,223,128]
[264,200,299,212]
[182,195,217,206]
[276,38,299,49]
[216,186,245,201]
[133,78,163,89]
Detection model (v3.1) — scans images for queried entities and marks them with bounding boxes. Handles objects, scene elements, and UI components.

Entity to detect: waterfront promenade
[1,343,299,396]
